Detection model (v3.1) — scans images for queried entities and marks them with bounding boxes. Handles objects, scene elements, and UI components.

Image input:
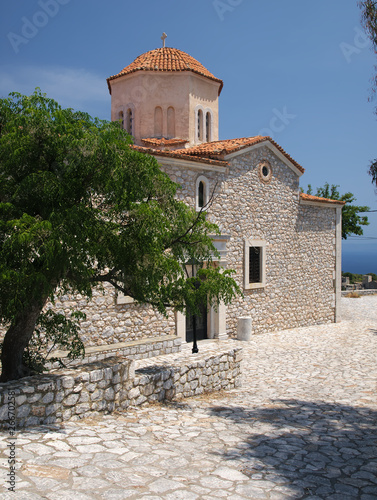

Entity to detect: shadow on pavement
[209,399,377,499]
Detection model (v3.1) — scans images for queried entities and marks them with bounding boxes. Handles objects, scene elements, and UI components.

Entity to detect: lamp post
[189,260,199,354]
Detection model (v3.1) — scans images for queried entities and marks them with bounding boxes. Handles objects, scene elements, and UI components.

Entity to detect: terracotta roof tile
[107,47,223,95]
[141,137,189,147]
[300,193,346,205]
[175,136,305,173]
[131,145,229,167]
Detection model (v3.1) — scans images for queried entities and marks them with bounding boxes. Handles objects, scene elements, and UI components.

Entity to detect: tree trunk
[0,301,46,382]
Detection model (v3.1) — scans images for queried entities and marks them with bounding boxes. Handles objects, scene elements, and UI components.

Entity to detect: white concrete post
[237,317,252,341]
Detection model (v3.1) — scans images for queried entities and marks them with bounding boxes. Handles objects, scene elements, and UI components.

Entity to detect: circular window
[258,160,272,184]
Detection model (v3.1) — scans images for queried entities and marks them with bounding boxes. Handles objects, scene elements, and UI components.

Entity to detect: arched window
[119,111,124,129]
[206,112,211,142]
[195,175,209,211]
[198,181,205,208]
[126,108,133,135]
[197,109,203,142]
[154,106,163,137]
[167,106,175,138]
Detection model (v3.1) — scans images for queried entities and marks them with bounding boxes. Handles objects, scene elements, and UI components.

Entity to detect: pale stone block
[90,370,103,382]
[42,392,54,404]
[15,394,27,406]
[22,385,35,394]
[46,403,60,417]
[79,392,89,403]
[75,404,91,415]
[63,393,80,407]
[104,387,115,401]
[37,382,55,392]
[129,387,140,400]
[55,391,64,403]
[17,404,31,418]
[73,383,84,393]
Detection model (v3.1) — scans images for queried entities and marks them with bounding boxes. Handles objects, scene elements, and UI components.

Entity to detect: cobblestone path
[1,296,377,499]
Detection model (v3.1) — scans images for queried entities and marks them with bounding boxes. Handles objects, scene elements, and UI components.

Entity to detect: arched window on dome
[195,175,209,212]
[197,109,204,142]
[206,112,211,142]
[154,106,163,137]
[167,106,175,138]
[119,111,124,129]
[126,108,133,135]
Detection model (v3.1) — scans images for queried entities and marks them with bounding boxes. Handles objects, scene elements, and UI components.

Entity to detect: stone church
[54,42,345,348]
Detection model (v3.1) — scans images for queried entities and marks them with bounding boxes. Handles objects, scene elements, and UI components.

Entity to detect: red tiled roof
[131,145,229,168]
[107,47,223,95]
[300,193,346,205]
[141,137,189,147]
[175,136,305,173]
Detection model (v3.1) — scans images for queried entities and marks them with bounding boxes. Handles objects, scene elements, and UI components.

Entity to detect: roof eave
[299,193,346,208]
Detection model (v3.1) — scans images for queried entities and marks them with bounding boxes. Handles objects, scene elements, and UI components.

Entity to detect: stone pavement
[1,295,377,499]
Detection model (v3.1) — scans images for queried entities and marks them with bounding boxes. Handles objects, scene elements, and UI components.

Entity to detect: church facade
[53,45,344,347]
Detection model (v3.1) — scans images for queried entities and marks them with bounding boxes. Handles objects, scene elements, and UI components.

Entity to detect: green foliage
[304,183,369,239]
[0,89,241,380]
[23,310,85,374]
[343,271,377,283]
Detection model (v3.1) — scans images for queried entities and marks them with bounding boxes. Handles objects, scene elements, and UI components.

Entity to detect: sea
[342,246,377,274]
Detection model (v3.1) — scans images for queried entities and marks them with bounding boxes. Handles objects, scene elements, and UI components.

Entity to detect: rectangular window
[244,240,266,289]
[249,247,261,283]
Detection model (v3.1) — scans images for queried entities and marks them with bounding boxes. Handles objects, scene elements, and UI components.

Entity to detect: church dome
[107,47,223,95]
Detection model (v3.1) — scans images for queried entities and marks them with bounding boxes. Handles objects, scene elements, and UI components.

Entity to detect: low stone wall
[0,346,242,429]
[128,346,243,407]
[341,290,377,297]
[47,335,182,370]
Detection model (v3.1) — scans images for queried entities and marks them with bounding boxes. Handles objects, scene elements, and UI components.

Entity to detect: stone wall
[206,147,336,335]
[0,346,242,429]
[0,284,176,348]
[47,335,182,370]
[342,290,377,296]
[160,146,338,335]
[47,284,176,347]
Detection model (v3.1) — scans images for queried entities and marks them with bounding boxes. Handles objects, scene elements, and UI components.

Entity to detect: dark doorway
[186,303,207,343]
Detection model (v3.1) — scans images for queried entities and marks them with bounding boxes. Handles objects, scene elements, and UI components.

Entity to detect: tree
[343,271,377,283]
[359,1,377,186]
[0,90,240,382]
[304,183,369,239]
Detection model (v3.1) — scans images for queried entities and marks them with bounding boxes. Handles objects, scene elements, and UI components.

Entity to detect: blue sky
[1,0,376,272]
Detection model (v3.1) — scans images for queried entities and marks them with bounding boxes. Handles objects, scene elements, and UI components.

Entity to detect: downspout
[335,206,342,322]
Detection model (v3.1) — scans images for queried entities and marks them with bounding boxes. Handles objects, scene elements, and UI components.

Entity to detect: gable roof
[175,136,305,174]
[134,140,342,206]
[132,136,304,173]
[107,47,223,95]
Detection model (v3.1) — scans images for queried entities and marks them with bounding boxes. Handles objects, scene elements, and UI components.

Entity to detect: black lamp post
[190,260,199,354]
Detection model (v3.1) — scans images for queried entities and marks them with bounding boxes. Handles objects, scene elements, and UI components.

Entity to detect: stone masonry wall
[0,346,242,429]
[0,283,176,348]
[162,146,337,335]
[215,149,336,335]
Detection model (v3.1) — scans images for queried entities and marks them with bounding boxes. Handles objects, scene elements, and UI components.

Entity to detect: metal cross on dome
[161,32,167,48]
